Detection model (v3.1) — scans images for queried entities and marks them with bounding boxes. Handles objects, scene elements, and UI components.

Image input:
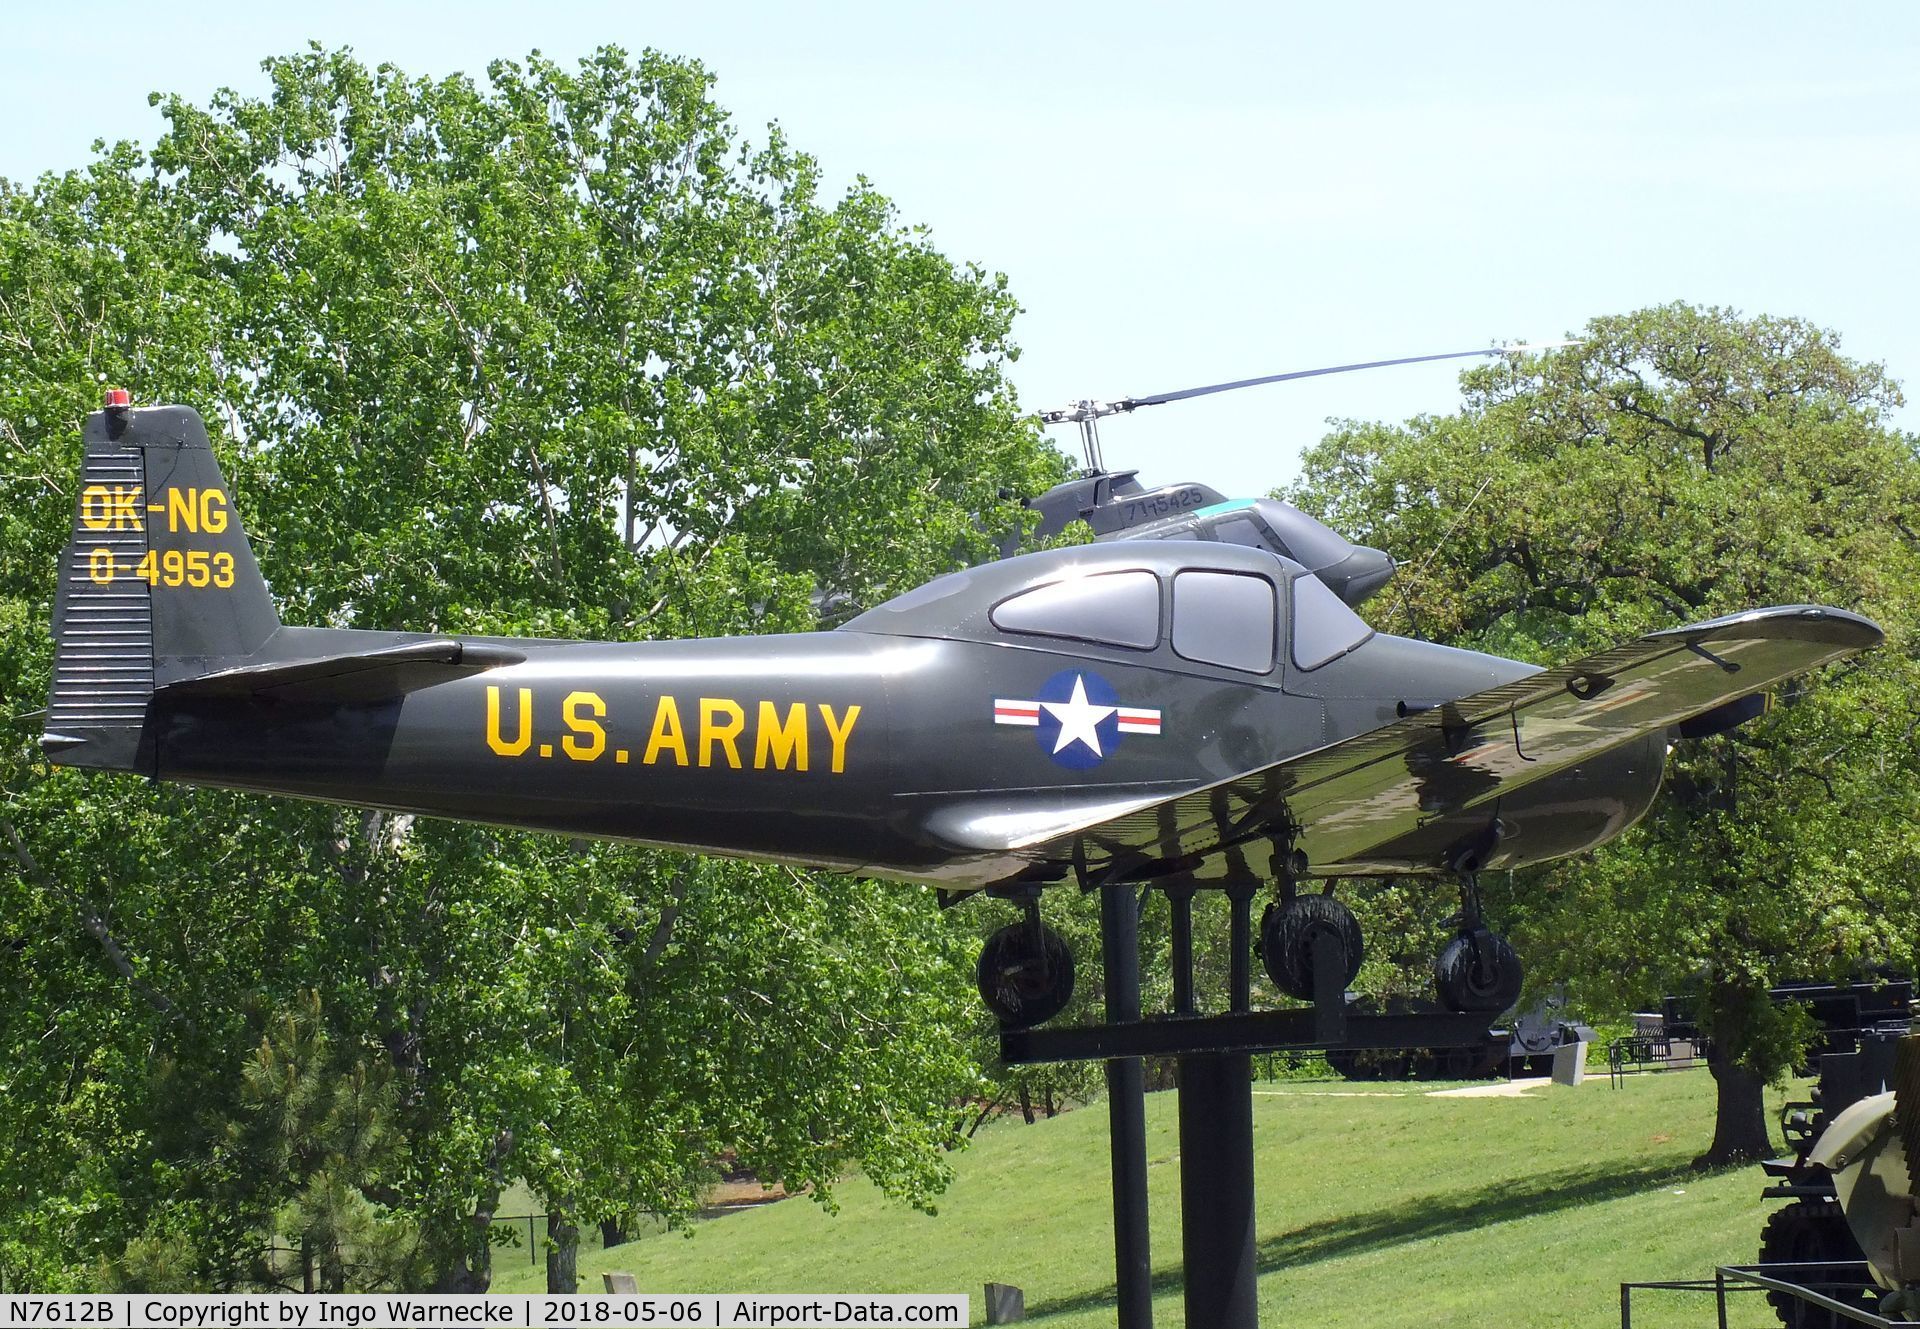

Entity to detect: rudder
[44,402,279,771]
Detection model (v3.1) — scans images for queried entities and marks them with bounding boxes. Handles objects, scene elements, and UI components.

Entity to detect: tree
[1291,303,1920,1163]
[1,43,1062,1288]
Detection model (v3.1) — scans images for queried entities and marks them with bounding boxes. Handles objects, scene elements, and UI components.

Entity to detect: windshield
[1291,573,1373,669]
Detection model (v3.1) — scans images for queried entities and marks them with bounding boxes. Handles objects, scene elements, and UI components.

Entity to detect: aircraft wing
[974,605,1882,883]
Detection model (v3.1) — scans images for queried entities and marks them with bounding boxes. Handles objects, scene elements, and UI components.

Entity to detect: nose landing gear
[976,898,1075,1028]
[1434,929,1524,1013]
[1433,872,1524,1013]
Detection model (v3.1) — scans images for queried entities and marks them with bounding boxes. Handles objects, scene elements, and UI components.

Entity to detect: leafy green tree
[1292,303,1920,1163]
[1,43,1061,1289]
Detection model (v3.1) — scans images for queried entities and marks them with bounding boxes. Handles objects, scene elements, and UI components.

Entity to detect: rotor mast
[1037,399,1130,472]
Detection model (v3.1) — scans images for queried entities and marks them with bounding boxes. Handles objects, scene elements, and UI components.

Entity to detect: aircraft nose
[1327,545,1395,606]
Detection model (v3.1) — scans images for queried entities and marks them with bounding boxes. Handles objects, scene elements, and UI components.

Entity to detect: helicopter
[1007,345,1582,608]
[43,397,1882,1028]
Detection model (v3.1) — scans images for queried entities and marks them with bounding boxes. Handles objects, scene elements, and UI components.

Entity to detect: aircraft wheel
[1433,929,1524,1013]
[976,922,1075,1028]
[1259,894,1364,1001]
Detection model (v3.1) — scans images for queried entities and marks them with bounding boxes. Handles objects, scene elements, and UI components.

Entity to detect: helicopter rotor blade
[1113,341,1581,413]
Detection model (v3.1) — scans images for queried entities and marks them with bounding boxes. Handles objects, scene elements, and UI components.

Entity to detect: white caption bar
[1,1293,969,1327]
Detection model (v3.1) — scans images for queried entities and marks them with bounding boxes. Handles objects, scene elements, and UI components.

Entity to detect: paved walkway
[1426,1075,1556,1098]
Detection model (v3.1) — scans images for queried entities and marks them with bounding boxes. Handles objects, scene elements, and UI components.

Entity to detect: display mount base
[1011,895,1497,1329]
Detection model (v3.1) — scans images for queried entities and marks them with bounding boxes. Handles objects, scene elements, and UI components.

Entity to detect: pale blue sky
[5,3,1916,496]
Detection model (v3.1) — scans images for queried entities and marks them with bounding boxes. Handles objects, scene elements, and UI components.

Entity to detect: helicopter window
[1291,573,1374,669]
[989,570,1161,649]
[1210,515,1272,551]
[1170,571,1276,673]
[1253,499,1352,570]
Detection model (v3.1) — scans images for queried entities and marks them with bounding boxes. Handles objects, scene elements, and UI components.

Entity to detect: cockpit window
[990,570,1160,649]
[1171,570,1276,673]
[1291,573,1373,669]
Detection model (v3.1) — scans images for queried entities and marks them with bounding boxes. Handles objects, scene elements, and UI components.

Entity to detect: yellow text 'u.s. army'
[485,687,861,774]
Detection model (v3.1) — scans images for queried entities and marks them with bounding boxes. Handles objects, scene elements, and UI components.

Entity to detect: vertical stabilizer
[43,402,280,771]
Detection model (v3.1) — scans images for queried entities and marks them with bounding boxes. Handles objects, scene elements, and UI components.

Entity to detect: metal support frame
[1175,884,1260,1327]
[1099,882,1154,1329]
[1008,881,1497,1329]
[1168,883,1196,1016]
[1179,1053,1257,1325]
[1000,1005,1493,1064]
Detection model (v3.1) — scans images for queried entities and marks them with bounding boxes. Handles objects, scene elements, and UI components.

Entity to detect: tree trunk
[431,1130,513,1292]
[1696,974,1775,1169]
[1019,1084,1034,1125]
[599,1220,626,1251]
[546,1203,579,1294]
[1698,1054,1771,1167]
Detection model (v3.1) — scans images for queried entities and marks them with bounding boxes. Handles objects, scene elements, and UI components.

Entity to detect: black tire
[1259,894,1364,1001]
[975,922,1075,1028]
[1758,1199,1872,1329]
[1320,1052,1382,1083]
[1324,1047,1368,1081]
[1435,1044,1503,1080]
[1433,930,1524,1013]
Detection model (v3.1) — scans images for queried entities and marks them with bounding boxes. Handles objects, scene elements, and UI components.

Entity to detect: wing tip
[1650,604,1884,651]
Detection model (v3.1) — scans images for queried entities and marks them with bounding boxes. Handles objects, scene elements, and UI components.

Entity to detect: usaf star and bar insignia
[993,669,1162,769]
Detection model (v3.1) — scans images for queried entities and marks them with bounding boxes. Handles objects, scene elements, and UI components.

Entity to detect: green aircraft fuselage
[44,405,1878,898]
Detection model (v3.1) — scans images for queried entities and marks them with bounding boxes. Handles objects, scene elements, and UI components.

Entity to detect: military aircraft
[44,398,1883,1026]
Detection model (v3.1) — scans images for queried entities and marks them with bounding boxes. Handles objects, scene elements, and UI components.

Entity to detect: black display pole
[1101,883,1154,1329]
[1177,885,1261,1328]
[1178,1056,1257,1324]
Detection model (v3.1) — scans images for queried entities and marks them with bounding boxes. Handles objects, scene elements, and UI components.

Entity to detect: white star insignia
[1042,674,1117,758]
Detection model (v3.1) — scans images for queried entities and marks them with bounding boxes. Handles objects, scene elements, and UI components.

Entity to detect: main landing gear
[976,897,1075,1028]
[972,868,1524,1028]
[1254,868,1522,1015]
[1257,891,1364,1000]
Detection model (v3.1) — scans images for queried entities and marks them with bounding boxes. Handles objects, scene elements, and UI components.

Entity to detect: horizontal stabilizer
[156,639,524,704]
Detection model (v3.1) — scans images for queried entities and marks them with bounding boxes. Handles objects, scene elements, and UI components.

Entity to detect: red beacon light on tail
[103,387,132,411]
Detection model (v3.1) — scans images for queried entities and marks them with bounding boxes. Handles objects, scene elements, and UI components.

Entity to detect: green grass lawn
[495,1070,1792,1327]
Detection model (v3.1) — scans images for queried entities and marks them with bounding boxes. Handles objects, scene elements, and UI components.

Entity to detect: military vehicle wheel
[976,922,1074,1028]
[1325,1048,1371,1081]
[1433,929,1524,1013]
[1758,1199,1872,1329]
[1259,894,1363,1001]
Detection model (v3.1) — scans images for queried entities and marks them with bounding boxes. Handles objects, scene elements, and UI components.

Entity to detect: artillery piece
[1754,985,1920,1327]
